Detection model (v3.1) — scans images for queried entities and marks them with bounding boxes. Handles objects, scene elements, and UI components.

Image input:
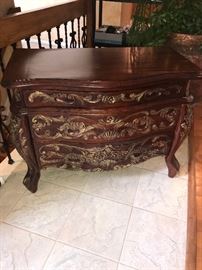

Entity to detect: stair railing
[0,0,95,164]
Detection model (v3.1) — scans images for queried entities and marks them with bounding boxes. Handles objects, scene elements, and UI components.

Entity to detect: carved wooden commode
[2,47,201,193]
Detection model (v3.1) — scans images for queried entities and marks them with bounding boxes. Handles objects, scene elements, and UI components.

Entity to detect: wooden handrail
[0,0,90,48]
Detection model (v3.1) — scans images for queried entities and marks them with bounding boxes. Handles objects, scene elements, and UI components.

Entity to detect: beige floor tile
[0,222,54,270]
[133,171,188,221]
[0,169,26,221]
[120,208,186,270]
[5,181,80,239]
[41,167,89,191]
[58,193,131,261]
[83,167,141,205]
[43,242,117,270]
[118,264,138,270]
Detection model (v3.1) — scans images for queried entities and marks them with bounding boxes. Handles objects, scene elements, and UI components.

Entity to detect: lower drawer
[37,134,172,171]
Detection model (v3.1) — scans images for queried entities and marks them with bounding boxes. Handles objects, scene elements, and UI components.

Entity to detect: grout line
[2,221,122,265]
[54,189,83,241]
[2,221,57,242]
[116,173,142,264]
[132,206,188,223]
[2,214,187,270]
[133,164,188,180]
[117,206,133,263]
[41,240,57,270]
[52,238,121,264]
[1,222,57,270]
[41,179,134,207]
[40,179,188,222]
[117,263,138,270]
[118,263,139,270]
[2,203,186,246]
[2,221,56,242]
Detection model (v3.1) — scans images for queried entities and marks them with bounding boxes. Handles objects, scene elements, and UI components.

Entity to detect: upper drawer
[21,80,188,108]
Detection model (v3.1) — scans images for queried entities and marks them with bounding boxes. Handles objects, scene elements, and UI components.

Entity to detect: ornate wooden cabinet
[2,47,201,192]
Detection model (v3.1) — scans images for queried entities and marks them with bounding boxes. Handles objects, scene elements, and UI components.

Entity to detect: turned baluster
[77,17,81,48]
[55,25,63,48]
[47,29,52,49]
[25,37,31,49]
[64,22,68,48]
[81,16,87,48]
[37,33,43,49]
[70,20,77,48]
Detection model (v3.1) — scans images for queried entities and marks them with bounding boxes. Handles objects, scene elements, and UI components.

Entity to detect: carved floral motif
[31,107,178,140]
[28,85,182,106]
[39,135,171,171]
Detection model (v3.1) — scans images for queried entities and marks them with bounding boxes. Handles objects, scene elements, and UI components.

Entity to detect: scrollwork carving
[39,135,171,171]
[31,107,178,141]
[28,85,182,106]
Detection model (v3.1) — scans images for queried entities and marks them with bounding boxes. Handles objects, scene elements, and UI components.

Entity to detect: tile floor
[0,140,188,270]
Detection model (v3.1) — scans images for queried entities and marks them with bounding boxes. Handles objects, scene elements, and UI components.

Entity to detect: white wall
[14,0,71,11]
[15,0,122,26]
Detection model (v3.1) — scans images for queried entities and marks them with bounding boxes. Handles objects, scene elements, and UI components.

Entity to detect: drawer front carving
[38,134,172,171]
[24,82,187,108]
[30,106,179,142]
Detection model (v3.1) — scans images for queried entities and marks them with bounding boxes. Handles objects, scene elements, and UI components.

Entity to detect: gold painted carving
[39,135,171,170]
[13,89,22,102]
[32,107,178,140]
[28,85,182,105]
[180,105,193,140]
[11,116,28,157]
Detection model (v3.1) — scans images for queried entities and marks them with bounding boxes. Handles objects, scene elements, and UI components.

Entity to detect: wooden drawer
[23,81,188,108]
[29,105,180,145]
[36,134,173,171]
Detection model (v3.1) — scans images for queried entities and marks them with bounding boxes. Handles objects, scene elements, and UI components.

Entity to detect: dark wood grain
[2,47,201,88]
[2,47,201,193]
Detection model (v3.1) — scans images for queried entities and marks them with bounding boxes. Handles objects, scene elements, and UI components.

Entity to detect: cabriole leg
[23,166,40,193]
[11,115,40,193]
[166,104,193,178]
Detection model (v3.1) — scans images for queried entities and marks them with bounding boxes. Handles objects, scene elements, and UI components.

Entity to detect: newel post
[87,0,96,48]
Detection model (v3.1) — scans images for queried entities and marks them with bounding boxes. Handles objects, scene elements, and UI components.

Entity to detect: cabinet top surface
[3,47,201,88]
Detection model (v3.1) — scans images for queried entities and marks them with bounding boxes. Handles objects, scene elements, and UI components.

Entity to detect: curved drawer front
[23,81,188,108]
[29,106,180,144]
[37,134,172,171]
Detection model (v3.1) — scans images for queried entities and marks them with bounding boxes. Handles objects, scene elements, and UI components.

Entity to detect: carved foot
[23,168,40,193]
[165,155,180,178]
